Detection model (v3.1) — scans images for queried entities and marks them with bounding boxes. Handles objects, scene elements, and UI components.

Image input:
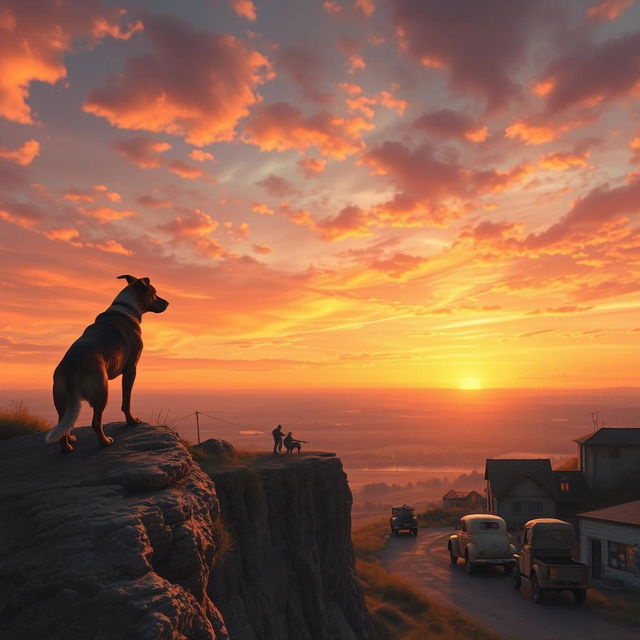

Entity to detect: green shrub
[0,402,50,440]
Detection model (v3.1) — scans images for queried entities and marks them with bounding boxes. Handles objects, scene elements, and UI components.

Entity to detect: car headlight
[549,568,558,580]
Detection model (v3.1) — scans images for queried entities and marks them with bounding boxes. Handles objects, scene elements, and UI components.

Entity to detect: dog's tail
[45,376,82,443]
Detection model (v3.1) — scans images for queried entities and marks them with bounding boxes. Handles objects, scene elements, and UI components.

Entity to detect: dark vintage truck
[389,505,418,536]
[512,518,589,604]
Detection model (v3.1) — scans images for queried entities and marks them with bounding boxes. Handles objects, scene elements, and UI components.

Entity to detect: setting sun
[459,376,483,390]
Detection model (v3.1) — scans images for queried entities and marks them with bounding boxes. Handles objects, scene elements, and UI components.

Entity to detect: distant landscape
[4,386,640,515]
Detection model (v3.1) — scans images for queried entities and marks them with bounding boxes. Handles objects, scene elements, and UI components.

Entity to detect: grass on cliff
[352,519,499,640]
[0,402,50,440]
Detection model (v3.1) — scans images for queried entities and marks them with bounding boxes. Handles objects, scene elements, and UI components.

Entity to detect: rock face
[207,453,374,640]
[0,424,228,640]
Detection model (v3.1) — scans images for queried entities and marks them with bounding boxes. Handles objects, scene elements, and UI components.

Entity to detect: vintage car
[389,505,418,536]
[513,518,589,604]
[448,514,516,574]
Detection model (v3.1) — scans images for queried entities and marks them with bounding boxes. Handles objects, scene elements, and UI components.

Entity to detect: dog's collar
[111,301,142,322]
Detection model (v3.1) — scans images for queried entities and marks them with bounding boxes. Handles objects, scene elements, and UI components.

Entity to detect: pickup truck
[449,514,516,574]
[389,505,418,536]
[513,518,589,604]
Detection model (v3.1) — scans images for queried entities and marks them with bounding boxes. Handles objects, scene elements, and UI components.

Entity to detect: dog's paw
[68,433,77,442]
[126,417,141,426]
[100,436,114,447]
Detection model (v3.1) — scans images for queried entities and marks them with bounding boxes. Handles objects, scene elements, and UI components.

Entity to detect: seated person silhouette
[283,432,301,455]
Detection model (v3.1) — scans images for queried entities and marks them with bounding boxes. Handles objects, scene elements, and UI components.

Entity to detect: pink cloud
[159,207,225,258]
[283,202,371,242]
[84,14,271,146]
[0,140,39,165]
[243,101,371,159]
[275,46,333,105]
[136,194,171,208]
[586,0,635,22]
[370,252,427,278]
[256,174,298,198]
[323,1,343,15]
[252,243,272,254]
[113,136,171,168]
[354,0,375,18]
[0,200,46,229]
[230,0,257,21]
[413,109,487,143]
[540,32,640,116]
[390,0,545,111]
[0,1,140,124]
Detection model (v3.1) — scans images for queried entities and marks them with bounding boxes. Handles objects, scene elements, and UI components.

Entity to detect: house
[576,427,640,491]
[578,500,640,590]
[442,489,484,509]
[485,459,557,529]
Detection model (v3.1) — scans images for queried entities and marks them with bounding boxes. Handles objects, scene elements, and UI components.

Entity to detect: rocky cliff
[0,424,228,640]
[205,452,373,640]
[0,426,372,640]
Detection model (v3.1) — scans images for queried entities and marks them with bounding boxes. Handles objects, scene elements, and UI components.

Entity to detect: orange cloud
[168,161,204,180]
[298,156,327,177]
[323,1,343,15]
[586,0,635,21]
[230,0,257,21]
[42,226,133,255]
[284,203,372,242]
[61,185,120,203]
[78,206,138,224]
[0,1,140,124]
[0,200,45,229]
[189,149,215,163]
[252,244,272,254]
[505,120,560,144]
[369,252,427,278]
[243,102,371,159]
[159,208,225,258]
[538,151,591,171]
[84,14,271,146]
[113,136,171,168]
[413,109,487,143]
[0,140,39,165]
[251,202,274,215]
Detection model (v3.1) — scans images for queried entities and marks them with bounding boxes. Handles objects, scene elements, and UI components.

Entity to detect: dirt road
[381,527,640,640]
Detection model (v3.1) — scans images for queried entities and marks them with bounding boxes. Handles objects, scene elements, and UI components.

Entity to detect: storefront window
[607,541,638,572]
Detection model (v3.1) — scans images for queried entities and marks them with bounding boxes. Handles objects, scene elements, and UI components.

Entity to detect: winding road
[381,527,640,640]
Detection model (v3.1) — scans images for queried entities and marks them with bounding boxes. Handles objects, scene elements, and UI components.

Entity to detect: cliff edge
[0,424,228,640]
[205,451,374,640]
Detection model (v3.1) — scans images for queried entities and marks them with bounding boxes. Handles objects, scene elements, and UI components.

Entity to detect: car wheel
[503,563,514,575]
[573,589,587,605]
[512,570,521,590]
[531,575,544,604]
[449,547,458,565]
[464,552,474,574]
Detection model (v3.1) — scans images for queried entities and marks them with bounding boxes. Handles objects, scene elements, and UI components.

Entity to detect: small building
[578,500,640,590]
[485,459,557,529]
[576,427,640,491]
[442,489,484,509]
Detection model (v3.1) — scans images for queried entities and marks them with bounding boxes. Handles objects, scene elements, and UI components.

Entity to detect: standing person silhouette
[272,424,283,454]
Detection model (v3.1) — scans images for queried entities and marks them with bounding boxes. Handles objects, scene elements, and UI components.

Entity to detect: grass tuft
[0,402,50,440]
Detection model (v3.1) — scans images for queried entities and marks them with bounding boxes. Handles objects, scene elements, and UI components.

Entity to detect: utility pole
[195,410,201,444]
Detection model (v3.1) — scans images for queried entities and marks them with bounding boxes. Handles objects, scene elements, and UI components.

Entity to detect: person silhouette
[272,424,283,454]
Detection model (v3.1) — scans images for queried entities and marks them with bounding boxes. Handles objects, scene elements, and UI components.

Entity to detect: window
[512,502,522,513]
[478,522,500,530]
[559,476,570,492]
[608,541,639,572]
[529,502,543,514]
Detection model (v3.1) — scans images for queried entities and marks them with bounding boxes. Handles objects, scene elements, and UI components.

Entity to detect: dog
[45,275,169,452]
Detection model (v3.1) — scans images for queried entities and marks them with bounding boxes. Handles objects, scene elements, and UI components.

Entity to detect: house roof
[574,427,640,446]
[578,500,640,527]
[485,459,555,499]
[443,489,483,500]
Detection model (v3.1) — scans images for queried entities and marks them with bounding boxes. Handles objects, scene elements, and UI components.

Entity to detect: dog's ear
[139,277,150,287]
[117,275,137,285]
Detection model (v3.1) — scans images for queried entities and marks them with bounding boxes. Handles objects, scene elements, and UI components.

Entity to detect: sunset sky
[3,0,640,390]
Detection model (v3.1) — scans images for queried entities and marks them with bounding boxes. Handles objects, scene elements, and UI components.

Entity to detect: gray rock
[0,423,228,640]
[194,439,236,457]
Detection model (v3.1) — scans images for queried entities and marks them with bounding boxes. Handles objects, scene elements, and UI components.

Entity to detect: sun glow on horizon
[459,376,483,390]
